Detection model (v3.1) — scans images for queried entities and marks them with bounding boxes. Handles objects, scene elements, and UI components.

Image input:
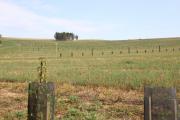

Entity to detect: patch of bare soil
[0,82,27,118]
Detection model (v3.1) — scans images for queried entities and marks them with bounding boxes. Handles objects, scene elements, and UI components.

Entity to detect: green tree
[75,35,78,40]
[54,32,77,41]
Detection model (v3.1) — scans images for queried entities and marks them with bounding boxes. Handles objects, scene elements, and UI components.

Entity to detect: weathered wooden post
[91,48,94,56]
[144,86,178,120]
[174,99,180,120]
[111,51,114,55]
[71,52,73,57]
[60,53,62,58]
[102,51,104,56]
[28,58,55,120]
[166,48,168,52]
[145,50,147,53]
[158,45,161,52]
[128,47,130,54]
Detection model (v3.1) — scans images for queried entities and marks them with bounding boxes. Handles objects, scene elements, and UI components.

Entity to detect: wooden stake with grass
[28,58,55,120]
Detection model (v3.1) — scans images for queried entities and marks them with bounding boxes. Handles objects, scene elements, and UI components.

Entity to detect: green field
[0,37,180,90]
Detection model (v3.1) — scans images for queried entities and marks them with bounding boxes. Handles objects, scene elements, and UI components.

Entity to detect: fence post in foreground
[144,86,177,120]
[28,58,55,120]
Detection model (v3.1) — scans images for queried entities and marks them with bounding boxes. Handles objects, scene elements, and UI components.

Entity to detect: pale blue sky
[0,0,180,40]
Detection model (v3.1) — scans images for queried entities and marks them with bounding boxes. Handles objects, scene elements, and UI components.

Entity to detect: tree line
[54,32,78,41]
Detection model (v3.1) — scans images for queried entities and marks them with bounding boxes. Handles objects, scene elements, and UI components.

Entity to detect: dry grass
[0,82,144,120]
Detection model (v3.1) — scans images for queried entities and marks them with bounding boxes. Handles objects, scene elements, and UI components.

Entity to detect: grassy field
[0,37,180,119]
[0,37,180,89]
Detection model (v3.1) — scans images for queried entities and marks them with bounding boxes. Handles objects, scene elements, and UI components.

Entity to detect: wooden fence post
[91,49,94,56]
[176,99,180,119]
[102,51,104,56]
[145,50,147,53]
[159,45,161,52]
[111,51,114,55]
[28,58,55,120]
[128,47,130,54]
[166,48,168,52]
[71,52,73,57]
[174,99,177,120]
[144,87,152,120]
[60,53,62,58]
[149,96,152,120]
[28,82,55,120]
[144,86,177,120]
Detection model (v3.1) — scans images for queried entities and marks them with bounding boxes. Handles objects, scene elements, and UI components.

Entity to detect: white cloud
[0,0,99,38]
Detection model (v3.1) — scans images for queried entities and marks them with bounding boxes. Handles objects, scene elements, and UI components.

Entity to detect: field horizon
[0,37,179,87]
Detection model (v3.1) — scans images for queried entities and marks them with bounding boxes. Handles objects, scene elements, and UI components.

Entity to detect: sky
[0,0,180,40]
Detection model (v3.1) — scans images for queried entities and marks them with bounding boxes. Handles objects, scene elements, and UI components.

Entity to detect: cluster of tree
[54,32,78,41]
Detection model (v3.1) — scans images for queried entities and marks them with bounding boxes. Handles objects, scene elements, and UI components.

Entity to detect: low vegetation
[0,37,179,119]
[0,37,179,90]
[0,82,143,120]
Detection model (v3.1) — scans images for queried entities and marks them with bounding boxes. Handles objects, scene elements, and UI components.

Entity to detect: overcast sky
[0,0,180,40]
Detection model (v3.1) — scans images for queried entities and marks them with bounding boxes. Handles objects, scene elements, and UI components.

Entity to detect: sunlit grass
[0,38,179,90]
